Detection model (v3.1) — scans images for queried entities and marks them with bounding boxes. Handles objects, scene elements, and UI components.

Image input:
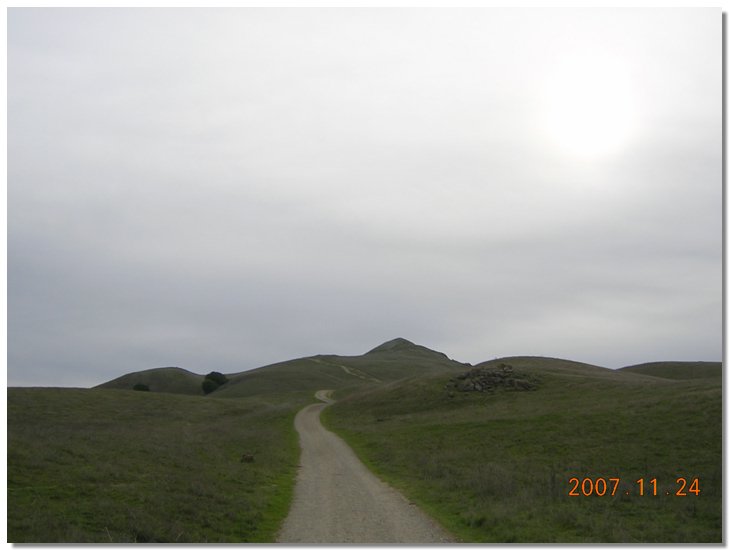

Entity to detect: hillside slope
[324,358,721,543]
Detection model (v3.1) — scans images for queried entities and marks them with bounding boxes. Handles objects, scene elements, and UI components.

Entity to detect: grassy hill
[200,338,466,399]
[7,387,308,542]
[95,367,205,395]
[91,338,466,400]
[323,357,722,543]
[619,361,722,380]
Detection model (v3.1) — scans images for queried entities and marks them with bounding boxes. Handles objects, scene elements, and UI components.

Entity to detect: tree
[133,383,150,392]
[206,371,228,386]
[202,371,229,394]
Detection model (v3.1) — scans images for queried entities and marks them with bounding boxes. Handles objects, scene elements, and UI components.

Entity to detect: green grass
[7,387,307,542]
[323,361,722,543]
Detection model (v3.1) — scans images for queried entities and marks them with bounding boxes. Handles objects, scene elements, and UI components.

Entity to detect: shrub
[132,384,150,392]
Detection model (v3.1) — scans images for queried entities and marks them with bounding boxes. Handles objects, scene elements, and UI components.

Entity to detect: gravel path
[277,391,454,543]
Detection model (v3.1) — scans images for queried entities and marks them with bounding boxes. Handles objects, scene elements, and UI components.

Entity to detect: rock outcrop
[447,363,537,394]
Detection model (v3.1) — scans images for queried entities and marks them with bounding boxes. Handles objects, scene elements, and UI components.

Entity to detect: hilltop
[96,367,205,395]
[365,337,451,359]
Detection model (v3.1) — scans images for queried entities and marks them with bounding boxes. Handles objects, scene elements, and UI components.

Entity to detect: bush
[132,384,150,392]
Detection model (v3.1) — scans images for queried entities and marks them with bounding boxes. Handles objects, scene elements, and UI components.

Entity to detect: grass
[323,360,722,543]
[7,387,309,542]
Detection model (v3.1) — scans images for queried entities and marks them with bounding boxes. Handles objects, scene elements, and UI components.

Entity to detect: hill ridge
[619,360,721,380]
[95,341,721,397]
[96,337,464,397]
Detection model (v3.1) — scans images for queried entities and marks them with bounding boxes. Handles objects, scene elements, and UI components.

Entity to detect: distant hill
[94,342,721,398]
[96,338,467,398]
[95,367,205,395]
[215,338,466,399]
[366,337,450,359]
[620,361,722,380]
[474,355,606,372]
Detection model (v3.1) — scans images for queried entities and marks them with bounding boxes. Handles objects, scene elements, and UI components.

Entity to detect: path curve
[277,390,453,543]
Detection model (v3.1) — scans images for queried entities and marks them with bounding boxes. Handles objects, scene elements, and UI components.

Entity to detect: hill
[323,357,721,542]
[366,337,451,359]
[474,355,610,376]
[215,338,465,399]
[95,367,205,395]
[96,338,467,399]
[619,361,722,380]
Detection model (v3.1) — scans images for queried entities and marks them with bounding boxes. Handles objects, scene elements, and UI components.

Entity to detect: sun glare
[538,54,638,160]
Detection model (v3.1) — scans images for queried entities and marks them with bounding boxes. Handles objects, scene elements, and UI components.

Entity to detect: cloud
[8,8,722,386]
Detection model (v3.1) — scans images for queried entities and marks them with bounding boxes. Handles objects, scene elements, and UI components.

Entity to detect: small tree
[202,371,229,394]
[133,383,150,392]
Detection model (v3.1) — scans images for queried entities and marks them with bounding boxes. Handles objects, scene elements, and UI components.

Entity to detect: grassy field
[323,358,722,543]
[7,387,311,542]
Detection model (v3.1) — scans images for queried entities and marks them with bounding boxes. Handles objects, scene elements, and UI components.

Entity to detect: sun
[538,53,638,160]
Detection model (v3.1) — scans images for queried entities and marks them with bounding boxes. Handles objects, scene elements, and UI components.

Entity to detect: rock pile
[447,363,537,394]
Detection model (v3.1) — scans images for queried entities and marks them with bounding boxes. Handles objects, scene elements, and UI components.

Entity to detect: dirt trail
[277,391,453,543]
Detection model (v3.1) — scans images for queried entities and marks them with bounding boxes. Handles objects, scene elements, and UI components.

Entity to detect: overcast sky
[8,8,722,387]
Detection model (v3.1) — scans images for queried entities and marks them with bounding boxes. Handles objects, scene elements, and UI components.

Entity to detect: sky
[7,8,722,387]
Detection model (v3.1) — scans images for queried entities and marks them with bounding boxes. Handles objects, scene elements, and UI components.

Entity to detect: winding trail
[277,390,453,543]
